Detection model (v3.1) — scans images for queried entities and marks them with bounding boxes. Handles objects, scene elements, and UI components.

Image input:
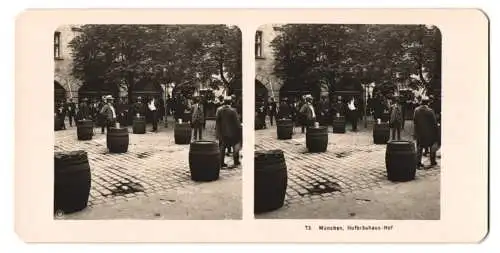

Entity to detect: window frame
[255,30,264,59]
[54,31,62,60]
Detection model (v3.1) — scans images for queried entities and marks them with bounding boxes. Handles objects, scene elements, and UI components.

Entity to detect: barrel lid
[255,149,284,160]
[54,150,87,160]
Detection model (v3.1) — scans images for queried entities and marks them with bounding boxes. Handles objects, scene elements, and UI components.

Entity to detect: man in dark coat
[331,96,345,119]
[216,97,242,168]
[191,96,204,140]
[65,99,76,127]
[299,95,316,133]
[132,97,146,118]
[414,98,439,167]
[318,96,330,126]
[76,98,91,121]
[277,97,292,120]
[268,97,277,126]
[99,95,117,134]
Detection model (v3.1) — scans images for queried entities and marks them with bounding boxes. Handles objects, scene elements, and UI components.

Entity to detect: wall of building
[255,24,283,100]
[54,25,82,101]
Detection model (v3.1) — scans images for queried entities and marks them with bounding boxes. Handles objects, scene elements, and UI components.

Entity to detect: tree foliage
[270,24,441,97]
[69,25,241,102]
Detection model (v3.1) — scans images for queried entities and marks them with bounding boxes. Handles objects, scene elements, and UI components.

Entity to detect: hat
[137,96,142,100]
[105,95,114,100]
[304,94,313,100]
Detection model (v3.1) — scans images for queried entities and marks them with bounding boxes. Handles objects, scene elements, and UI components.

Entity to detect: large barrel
[385,140,417,182]
[174,122,192,144]
[276,119,293,140]
[77,120,93,140]
[254,150,288,213]
[332,116,346,133]
[54,114,63,131]
[373,122,390,144]
[306,126,328,153]
[188,141,221,182]
[54,150,91,214]
[106,127,129,153]
[132,116,146,134]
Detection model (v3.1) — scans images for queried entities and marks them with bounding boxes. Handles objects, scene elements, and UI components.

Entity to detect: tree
[69,25,241,103]
[270,24,441,98]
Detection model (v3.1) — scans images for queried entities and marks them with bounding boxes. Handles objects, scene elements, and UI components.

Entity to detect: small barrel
[76,120,93,140]
[276,119,293,140]
[385,140,417,182]
[332,116,346,133]
[106,127,129,153]
[255,115,264,130]
[174,122,192,144]
[306,126,328,153]
[54,150,91,214]
[188,141,221,182]
[54,115,63,131]
[254,150,288,213]
[373,122,390,144]
[132,116,146,134]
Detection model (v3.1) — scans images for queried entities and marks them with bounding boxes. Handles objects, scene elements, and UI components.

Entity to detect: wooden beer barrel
[54,150,91,214]
[332,116,346,133]
[54,114,63,131]
[77,120,93,140]
[306,126,328,153]
[106,127,129,153]
[174,122,192,144]
[276,119,293,140]
[254,150,288,213]
[373,122,390,144]
[132,116,146,134]
[188,141,221,182]
[385,140,417,182]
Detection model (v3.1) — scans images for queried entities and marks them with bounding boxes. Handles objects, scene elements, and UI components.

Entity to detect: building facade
[54,25,82,103]
[255,24,282,102]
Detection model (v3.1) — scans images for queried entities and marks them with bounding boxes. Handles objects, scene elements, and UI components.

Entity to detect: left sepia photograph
[53,24,243,220]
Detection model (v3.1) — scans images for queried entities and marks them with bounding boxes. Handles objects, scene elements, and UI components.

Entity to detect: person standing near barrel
[268,97,277,126]
[216,97,241,168]
[347,97,359,132]
[56,101,66,130]
[277,97,292,120]
[332,96,345,119]
[413,97,439,168]
[299,95,316,133]
[388,96,403,140]
[99,95,117,134]
[65,99,76,127]
[318,96,330,126]
[191,96,204,140]
[77,98,91,121]
[148,97,159,132]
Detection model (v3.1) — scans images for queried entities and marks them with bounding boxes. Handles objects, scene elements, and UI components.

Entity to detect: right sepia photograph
[254,24,441,220]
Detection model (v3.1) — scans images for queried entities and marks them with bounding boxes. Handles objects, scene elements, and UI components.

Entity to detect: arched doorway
[54,81,66,104]
[255,79,268,107]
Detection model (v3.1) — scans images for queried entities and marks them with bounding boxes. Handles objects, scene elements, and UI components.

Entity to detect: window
[255,31,263,58]
[54,32,61,59]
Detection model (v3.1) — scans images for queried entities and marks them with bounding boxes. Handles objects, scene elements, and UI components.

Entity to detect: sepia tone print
[254,24,442,220]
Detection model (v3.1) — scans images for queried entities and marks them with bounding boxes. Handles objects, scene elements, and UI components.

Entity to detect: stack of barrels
[385,140,417,182]
[306,125,328,153]
[107,126,129,153]
[276,119,293,140]
[254,150,288,213]
[54,150,91,214]
[132,116,146,134]
[188,141,221,181]
[77,120,93,140]
[174,122,192,144]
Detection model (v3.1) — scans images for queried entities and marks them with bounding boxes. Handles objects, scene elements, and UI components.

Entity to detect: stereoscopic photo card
[15,8,488,243]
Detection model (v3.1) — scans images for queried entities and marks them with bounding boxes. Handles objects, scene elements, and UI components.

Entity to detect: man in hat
[268,97,277,126]
[277,97,291,120]
[299,95,316,133]
[413,97,439,168]
[332,96,345,119]
[77,98,91,122]
[191,96,204,140]
[388,96,403,140]
[64,98,77,127]
[318,96,330,126]
[99,95,117,134]
[132,96,146,118]
[216,97,242,168]
[347,96,359,131]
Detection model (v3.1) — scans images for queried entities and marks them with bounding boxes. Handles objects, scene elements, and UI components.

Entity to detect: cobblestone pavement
[255,119,441,209]
[55,117,242,212]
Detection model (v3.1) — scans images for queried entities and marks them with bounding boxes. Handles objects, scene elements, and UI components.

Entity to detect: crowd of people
[256,92,441,168]
[54,93,243,168]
